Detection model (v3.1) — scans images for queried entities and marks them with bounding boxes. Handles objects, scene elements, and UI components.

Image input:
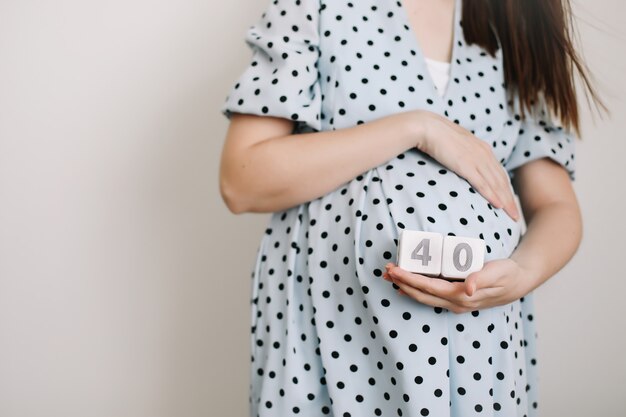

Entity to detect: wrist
[398,110,428,151]
[511,254,545,293]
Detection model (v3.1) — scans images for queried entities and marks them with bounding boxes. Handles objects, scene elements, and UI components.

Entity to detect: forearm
[510,201,583,292]
[224,112,422,213]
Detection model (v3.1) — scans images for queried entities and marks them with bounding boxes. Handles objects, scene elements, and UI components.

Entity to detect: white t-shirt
[424,56,451,97]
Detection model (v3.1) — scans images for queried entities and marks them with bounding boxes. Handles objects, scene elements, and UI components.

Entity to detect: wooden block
[441,235,486,280]
[396,229,444,277]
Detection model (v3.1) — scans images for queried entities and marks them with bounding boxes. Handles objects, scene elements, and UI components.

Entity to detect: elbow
[219,160,284,214]
[560,199,584,256]
[219,174,248,214]
[575,202,584,250]
[567,193,584,250]
[220,174,285,214]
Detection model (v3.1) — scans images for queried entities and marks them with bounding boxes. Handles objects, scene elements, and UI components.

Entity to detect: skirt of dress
[247,150,539,417]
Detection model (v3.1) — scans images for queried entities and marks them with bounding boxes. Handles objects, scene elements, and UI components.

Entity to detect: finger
[395,274,504,311]
[464,275,478,297]
[487,161,512,205]
[477,162,521,222]
[503,185,521,222]
[454,285,505,308]
[492,163,521,221]
[465,167,503,210]
[391,278,467,313]
[388,266,464,299]
[502,195,521,222]
[486,162,520,221]
[476,162,507,209]
[464,261,503,296]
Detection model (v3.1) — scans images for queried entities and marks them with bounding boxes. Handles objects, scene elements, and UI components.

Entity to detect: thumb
[464,274,478,297]
[465,261,499,296]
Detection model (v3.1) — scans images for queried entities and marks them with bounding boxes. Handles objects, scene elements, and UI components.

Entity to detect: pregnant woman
[218,0,603,415]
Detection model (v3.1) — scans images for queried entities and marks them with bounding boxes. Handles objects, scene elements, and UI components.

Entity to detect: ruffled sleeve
[503,100,578,181]
[221,0,322,132]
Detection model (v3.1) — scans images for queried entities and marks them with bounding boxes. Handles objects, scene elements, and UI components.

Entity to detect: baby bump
[304,149,522,292]
[344,150,521,261]
[370,149,523,263]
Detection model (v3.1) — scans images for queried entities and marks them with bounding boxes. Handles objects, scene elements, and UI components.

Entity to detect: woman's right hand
[407,109,521,222]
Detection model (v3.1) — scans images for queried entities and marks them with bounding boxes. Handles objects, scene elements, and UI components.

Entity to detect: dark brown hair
[463,0,609,138]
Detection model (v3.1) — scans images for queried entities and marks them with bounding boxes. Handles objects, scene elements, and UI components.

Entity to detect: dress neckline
[396,0,461,109]
[424,56,452,67]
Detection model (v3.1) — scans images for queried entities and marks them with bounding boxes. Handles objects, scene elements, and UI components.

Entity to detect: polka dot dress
[221,0,577,416]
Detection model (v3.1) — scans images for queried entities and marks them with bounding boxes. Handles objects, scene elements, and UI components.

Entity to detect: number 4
[410,238,433,266]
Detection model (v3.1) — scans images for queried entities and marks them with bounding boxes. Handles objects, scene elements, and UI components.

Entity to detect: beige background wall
[0,0,624,416]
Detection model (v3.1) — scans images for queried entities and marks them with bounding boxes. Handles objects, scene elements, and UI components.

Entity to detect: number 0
[452,242,473,272]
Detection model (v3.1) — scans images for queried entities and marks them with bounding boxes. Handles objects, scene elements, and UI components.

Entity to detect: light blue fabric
[222,0,577,416]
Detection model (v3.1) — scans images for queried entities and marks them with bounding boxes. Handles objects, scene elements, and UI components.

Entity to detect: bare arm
[219,112,423,214]
[509,158,583,290]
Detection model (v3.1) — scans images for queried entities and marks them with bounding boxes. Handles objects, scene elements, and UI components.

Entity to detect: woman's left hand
[382,259,537,314]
